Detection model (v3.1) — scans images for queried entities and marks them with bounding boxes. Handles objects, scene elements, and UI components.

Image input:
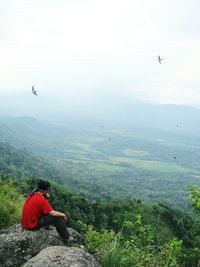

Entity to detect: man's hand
[63,214,67,222]
[44,192,50,199]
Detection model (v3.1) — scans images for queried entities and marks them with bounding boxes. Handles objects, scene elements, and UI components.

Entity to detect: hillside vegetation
[0,174,200,266]
[1,117,200,210]
[0,175,23,229]
[1,115,200,265]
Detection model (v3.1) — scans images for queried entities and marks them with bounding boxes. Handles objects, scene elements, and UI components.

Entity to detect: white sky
[1,0,200,106]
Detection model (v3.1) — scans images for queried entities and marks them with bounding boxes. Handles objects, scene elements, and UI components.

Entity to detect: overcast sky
[1,0,200,107]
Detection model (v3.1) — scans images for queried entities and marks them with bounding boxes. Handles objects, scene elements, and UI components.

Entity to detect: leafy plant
[189,186,200,214]
[0,175,24,229]
[85,216,184,267]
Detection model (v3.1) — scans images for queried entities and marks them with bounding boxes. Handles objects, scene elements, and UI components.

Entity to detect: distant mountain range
[1,92,200,134]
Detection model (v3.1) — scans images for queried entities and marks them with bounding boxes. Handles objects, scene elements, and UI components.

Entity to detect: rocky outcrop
[23,246,101,267]
[0,224,84,267]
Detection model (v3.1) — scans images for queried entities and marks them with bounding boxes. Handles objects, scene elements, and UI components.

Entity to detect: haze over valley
[1,101,200,210]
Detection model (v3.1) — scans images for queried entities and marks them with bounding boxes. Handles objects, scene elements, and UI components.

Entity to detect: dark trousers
[36,214,69,240]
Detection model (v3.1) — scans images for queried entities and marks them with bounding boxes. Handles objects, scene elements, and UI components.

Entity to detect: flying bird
[32,86,37,96]
[173,156,177,160]
[158,55,163,64]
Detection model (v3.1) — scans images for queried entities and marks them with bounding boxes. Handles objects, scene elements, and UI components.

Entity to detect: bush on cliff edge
[0,174,23,229]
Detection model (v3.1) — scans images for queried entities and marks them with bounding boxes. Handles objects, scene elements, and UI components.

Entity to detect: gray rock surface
[0,224,83,267]
[23,246,101,267]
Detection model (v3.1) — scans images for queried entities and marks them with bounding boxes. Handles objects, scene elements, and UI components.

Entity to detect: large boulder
[23,246,101,267]
[0,224,84,267]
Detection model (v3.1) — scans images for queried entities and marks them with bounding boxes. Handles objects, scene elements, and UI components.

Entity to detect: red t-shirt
[21,193,53,229]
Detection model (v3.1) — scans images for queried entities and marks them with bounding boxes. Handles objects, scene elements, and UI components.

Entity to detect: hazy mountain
[1,92,200,135]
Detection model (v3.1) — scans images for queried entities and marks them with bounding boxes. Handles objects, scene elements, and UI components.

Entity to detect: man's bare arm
[49,210,67,221]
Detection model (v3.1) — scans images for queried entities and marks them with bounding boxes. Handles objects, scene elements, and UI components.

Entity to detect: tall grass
[85,217,184,267]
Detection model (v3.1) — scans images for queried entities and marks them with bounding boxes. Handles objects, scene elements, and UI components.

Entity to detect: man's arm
[49,210,67,221]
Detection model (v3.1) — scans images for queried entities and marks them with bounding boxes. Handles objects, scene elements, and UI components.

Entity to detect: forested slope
[1,116,200,210]
[0,142,69,184]
[1,174,200,266]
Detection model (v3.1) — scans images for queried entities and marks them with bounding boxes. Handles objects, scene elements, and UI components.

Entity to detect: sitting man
[21,179,70,243]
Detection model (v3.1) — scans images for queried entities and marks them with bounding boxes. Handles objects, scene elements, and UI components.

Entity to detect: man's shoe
[60,236,74,245]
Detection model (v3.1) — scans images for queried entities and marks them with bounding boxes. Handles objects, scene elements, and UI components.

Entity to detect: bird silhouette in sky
[158,55,163,64]
[32,86,37,96]
[173,156,177,160]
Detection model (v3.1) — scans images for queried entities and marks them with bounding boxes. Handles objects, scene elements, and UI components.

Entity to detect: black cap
[37,180,50,191]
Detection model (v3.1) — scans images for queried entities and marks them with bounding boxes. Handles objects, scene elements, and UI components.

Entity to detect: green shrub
[0,175,24,229]
[86,225,115,255]
[85,215,184,267]
[189,186,200,214]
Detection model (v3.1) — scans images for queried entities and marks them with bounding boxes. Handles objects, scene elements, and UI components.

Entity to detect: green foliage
[0,142,65,183]
[189,186,200,213]
[185,187,200,265]
[0,175,23,229]
[123,215,155,247]
[86,216,184,267]
[0,174,199,266]
[86,225,115,255]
